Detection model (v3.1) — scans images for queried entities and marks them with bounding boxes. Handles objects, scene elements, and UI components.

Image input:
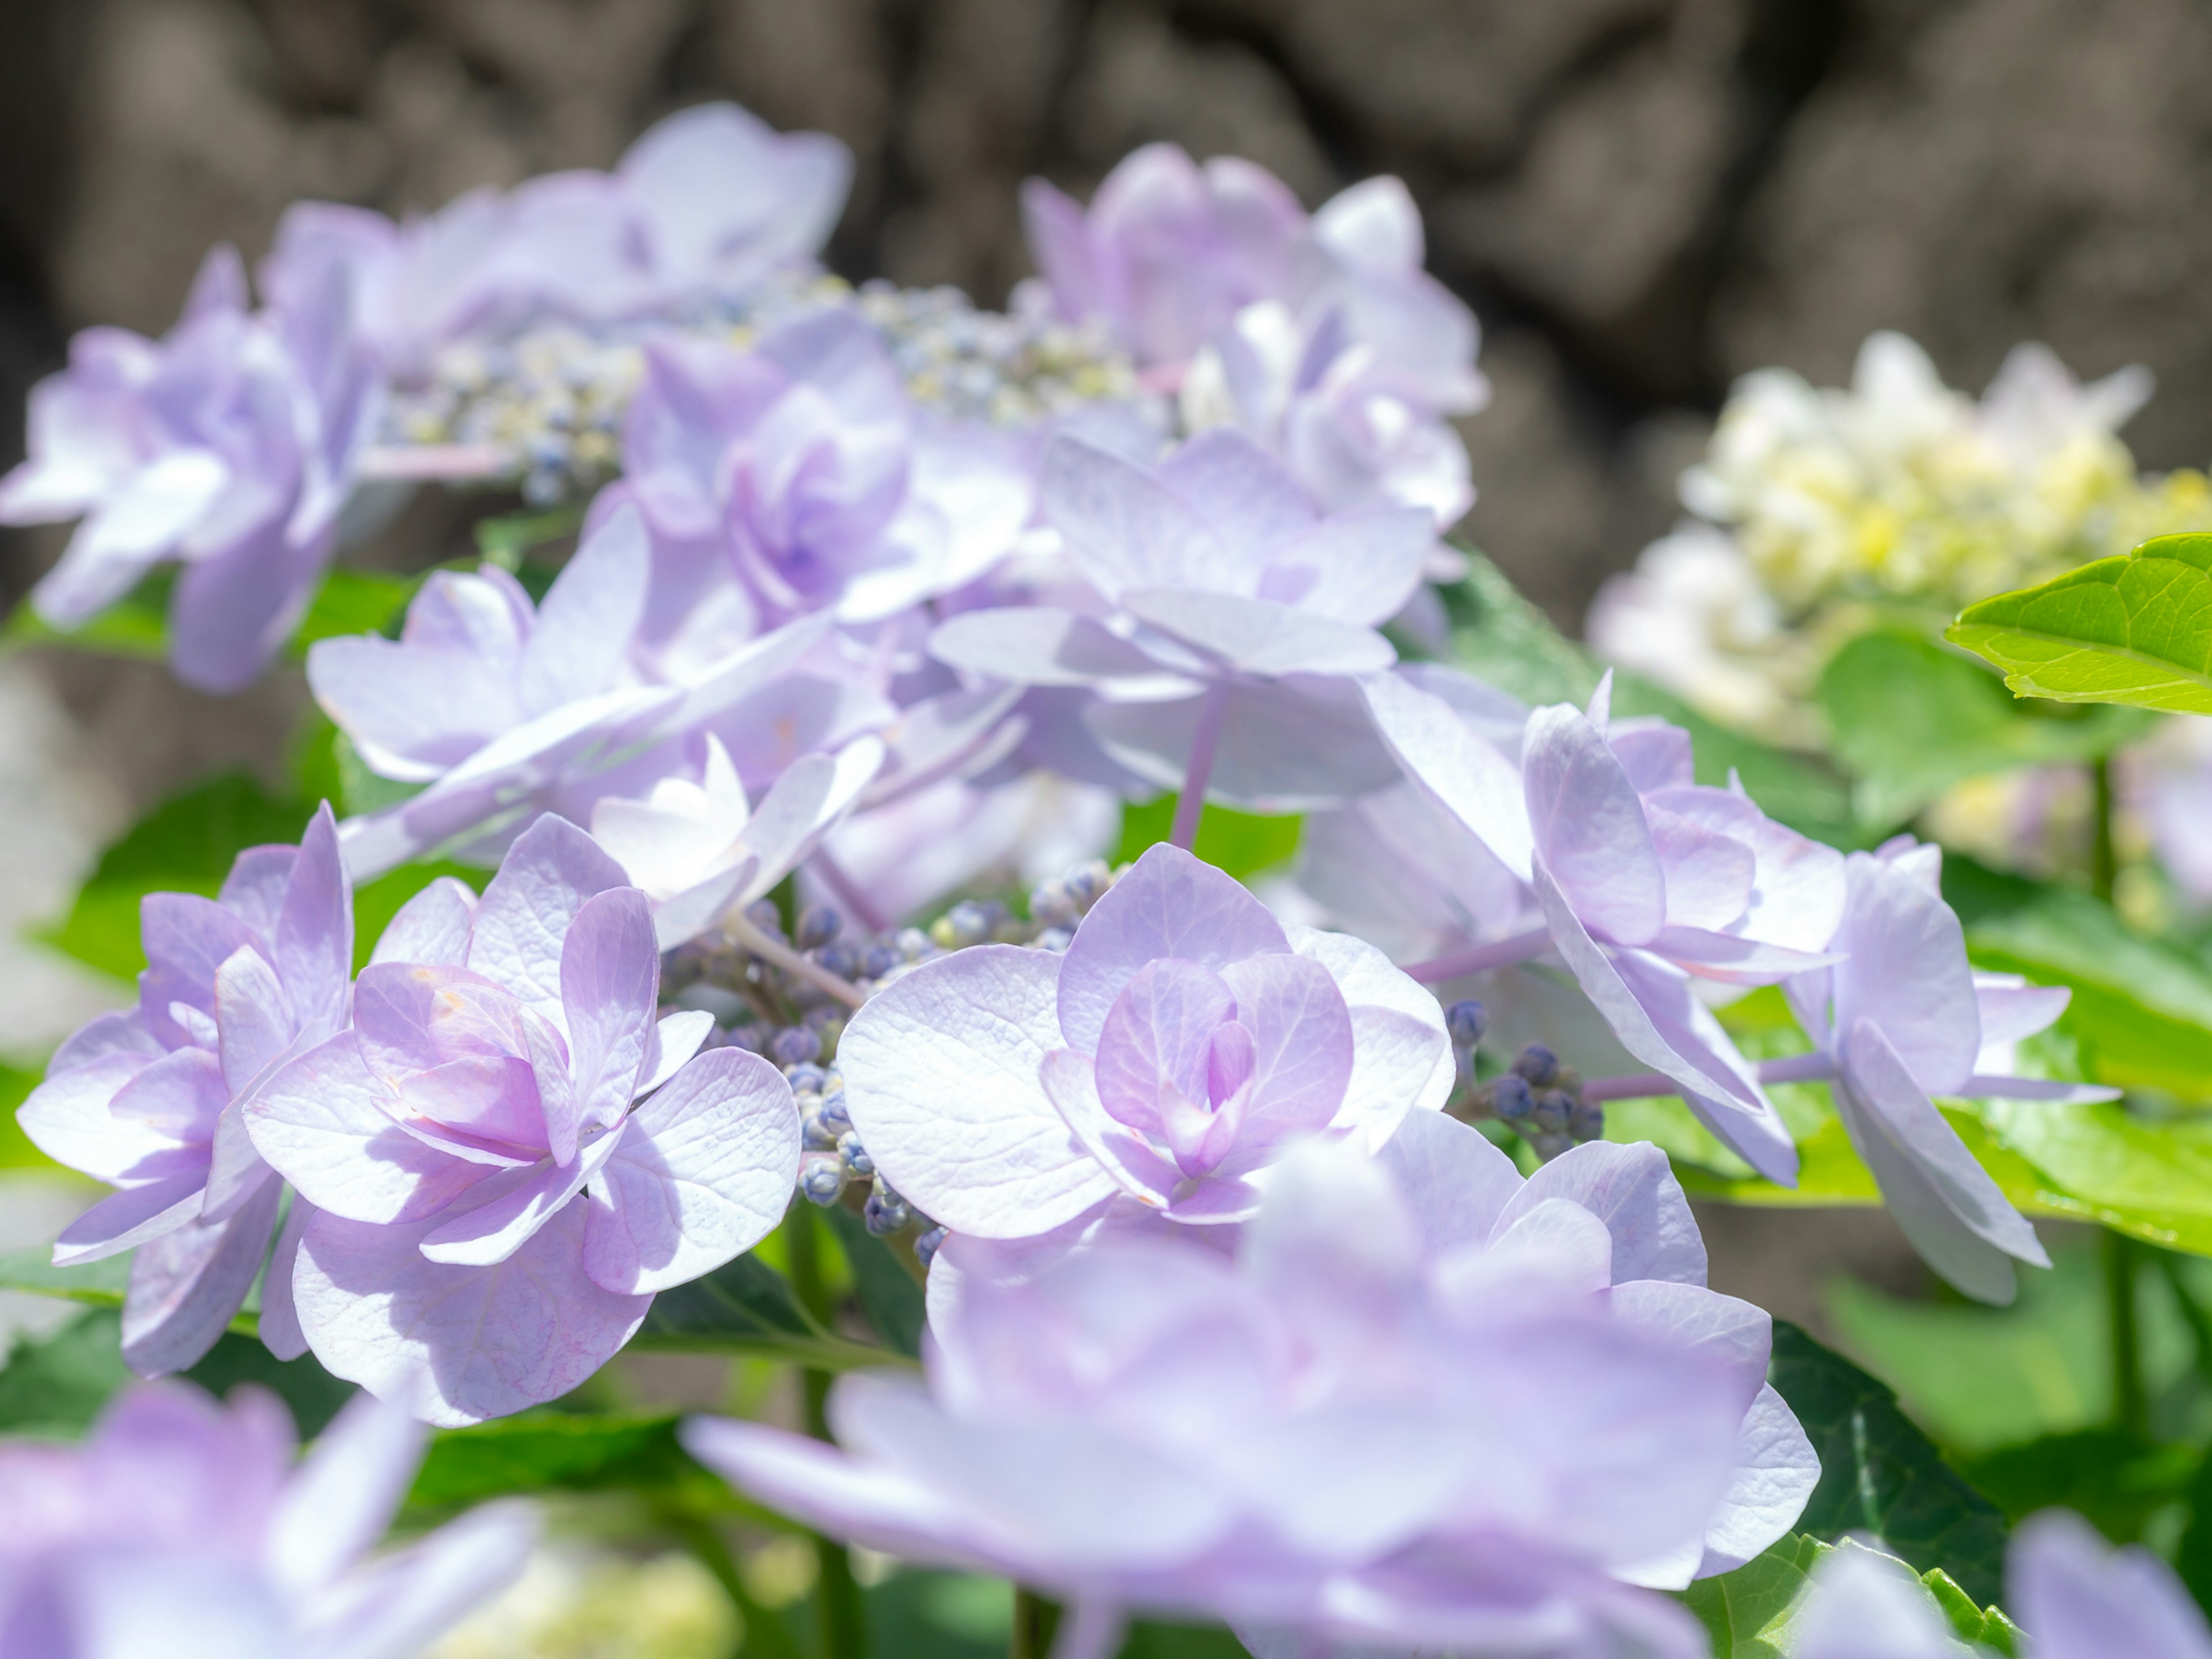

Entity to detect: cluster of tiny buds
[1445,1000,1604,1164]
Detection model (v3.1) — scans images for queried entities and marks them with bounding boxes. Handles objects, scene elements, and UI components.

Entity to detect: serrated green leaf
[1919,1566,2022,1654]
[1816,628,2149,826]
[406,1409,738,1516]
[1948,532,2212,712]
[1767,1321,2010,1604]
[1112,796,1302,881]
[630,1249,897,1372]
[822,1206,926,1359]
[1680,1532,1830,1658]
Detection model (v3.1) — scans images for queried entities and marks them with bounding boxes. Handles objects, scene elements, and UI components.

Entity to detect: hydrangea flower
[242,816,801,1424]
[590,732,884,949]
[1363,666,1846,1182]
[17,806,352,1376]
[603,310,1035,628]
[262,102,851,380]
[684,1123,1785,1659]
[1782,838,2114,1303]
[0,246,378,691]
[931,430,1432,833]
[836,842,1450,1233]
[0,1380,534,1659]
[309,505,830,878]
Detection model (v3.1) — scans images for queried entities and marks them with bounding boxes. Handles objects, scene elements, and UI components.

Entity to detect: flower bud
[914,1225,948,1271]
[1444,999,1487,1050]
[1512,1043,1560,1088]
[1492,1075,1536,1123]
[800,1156,846,1206]
[796,904,842,950]
[864,1179,911,1236]
[772,1026,823,1067]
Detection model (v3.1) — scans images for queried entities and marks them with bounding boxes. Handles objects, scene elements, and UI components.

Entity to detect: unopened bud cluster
[1456,1021,1605,1164]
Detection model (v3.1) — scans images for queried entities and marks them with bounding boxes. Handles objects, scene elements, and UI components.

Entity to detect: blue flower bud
[722,1024,768,1055]
[801,1108,840,1153]
[772,1026,822,1067]
[894,927,933,961]
[796,904,842,950]
[1492,1075,1536,1123]
[1512,1044,1560,1088]
[1033,927,1073,953]
[816,942,862,980]
[862,944,900,980]
[744,900,786,938]
[819,1094,853,1137]
[1530,1088,1571,1134]
[914,1225,948,1271]
[865,1180,911,1236]
[1445,999,1487,1049]
[838,1131,874,1179]
[783,1062,828,1093]
[800,1160,846,1206]
[1532,1131,1574,1163]
[1569,1097,1605,1143]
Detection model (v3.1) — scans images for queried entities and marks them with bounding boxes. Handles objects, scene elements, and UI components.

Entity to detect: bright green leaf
[1816,628,2149,827]
[2,569,173,664]
[407,1409,737,1517]
[0,1245,134,1309]
[1948,532,2212,713]
[1113,797,1301,880]
[287,566,418,653]
[1680,1533,1831,1659]
[1767,1320,2011,1604]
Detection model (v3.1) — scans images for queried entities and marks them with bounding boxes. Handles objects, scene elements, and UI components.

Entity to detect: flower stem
[783,1205,869,1659]
[663,1512,806,1659]
[726,910,867,1010]
[1580,1051,1836,1102]
[1010,1588,1060,1659]
[1169,685,1230,851]
[1403,927,1552,984]
[2091,753,2119,904]
[2108,1228,2148,1444]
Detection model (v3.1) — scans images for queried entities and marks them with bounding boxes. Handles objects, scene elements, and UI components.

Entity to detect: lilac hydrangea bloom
[262,101,851,379]
[2010,1510,2212,1659]
[1363,666,1846,1183]
[604,311,1035,630]
[930,430,1432,815]
[0,246,378,691]
[242,816,801,1424]
[0,1381,533,1659]
[837,842,1450,1233]
[685,1126,1781,1659]
[1782,838,2113,1304]
[309,505,830,879]
[17,806,353,1377]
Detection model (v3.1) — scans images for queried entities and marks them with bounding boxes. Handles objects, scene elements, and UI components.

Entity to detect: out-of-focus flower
[309,505,830,879]
[1362,667,1844,1183]
[0,1380,534,1659]
[0,247,379,692]
[931,430,1429,811]
[604,310,1035,627]
[1787,1543,1975,1659]
[2009,1510,2212,1659]
[685,1122,1789,1659]
[1783,837,2113,1303]
[262,103,851,381]
[244,816,800,1424]
[836,842,1449,1233]
[18,807,352,1376]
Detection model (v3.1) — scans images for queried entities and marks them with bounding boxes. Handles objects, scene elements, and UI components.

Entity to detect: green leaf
[184,1328,357,1438]
[33,773,315,980]
[287,566,418,653]
[0,1308,133,1434]
[630,1249,896,1372]
[1680,1532,1831,1659]
[1767,1321,2011,1604]
[1112,797,1302,881]
[1959,1429,2197,1541]
[407,1409,736,1516]
[1948,532,2212,712]
[0,1245,134,1309]
[822,1206,926,1359]
[2,569,174,663]
[1816,628,2149,827]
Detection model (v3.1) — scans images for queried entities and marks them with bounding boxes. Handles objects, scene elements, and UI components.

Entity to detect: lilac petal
[140,892,261,1031]
[1157,428,1316,561]
[1088,677,1403,809]
[1093,959,1237,1135]
[1793,1546,1962,1659]
[1359,671,1533,881]
[35,449,228,623]
[369,876,478,967]
[1976,979,2072,1050]
[1374,1108,1526,1257]
[583,1047,801,1294]
[1961,1074,2119,1104]
[638,1010,715,1095]
[259,1197,315,1361]
[293,1200,653,1427]
[1289,926,1454,1134]
[1608,1281,1772,1414]
[1217,953,1355,1134]
[119,1174,282,1377]
[1646,805,1756,933]
[516,505,651,715]
[1040,436,1243,600]
[1609,721,1695,793]
[1837,1019,2047,1304]
[1268,509,1435,629]
[52,1175,205,1266]
[1654,786,1844,953]
[1037,1049,1185,1208]
[2009,1510,2212,1659]
[1122,589,1396,678]
[300,1499,537,1659]
[1697,1384,1819,1578]
[246,1033,490,1224]
[200,1094,276,1224]
[416,1132,620,1267]
[266,1391,423,1595]
[840,945,1123,1237]
[465,814,631,1018]
[1649,926,1840,984]
[927,607,1191,690]
[1441,1196,1615,1305]
[49,1009,163,1073]
[18,1050,165,1182]
[220,844,296,936]
[1499,1140,1707,1286]
[1834,853,1981,1096]
[1056,842,1289,1054]
[1522,705,1666,947]
[274,803,354,1035]
[307,634,524,782]
[558,887,660,1149]
[215,945,296,1094]
[735,737,884,892]
[168,521,329,696]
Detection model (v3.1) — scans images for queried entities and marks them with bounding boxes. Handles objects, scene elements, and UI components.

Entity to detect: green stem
[665,1513,806,1659]
[1011,1588,1061,1659]
[2091,753,2119,904]
[2160,1251,2212,1389]
[782,1205,868,1659]
[2108,1229,2148,1443]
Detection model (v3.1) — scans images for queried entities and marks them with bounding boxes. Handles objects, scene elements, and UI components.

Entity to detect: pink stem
[1580,1050,1836,1103]
[356,443,516,482]
[810,847,890,935]
[1169,684,1230,851]
[724,912,866,1011]
[1403,927,1552,984]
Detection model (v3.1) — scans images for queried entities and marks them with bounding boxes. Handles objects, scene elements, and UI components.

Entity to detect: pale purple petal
[1038,1048,1187,1210]
[1041,435,1243,600]
[557,887,660,1148]
[52,1175,205,1266]
[1696,1384,1819,1578]
[215,946,296,1093]
[1793,1546,1962,1659]
[18,1051,168,1182]
[2010,1510,2212,1659]
[1833,853,1981,1096]
[221,845,297,937]
[516,506,650,715]
[120,1174,283,1377]
[1288,925,1456,1127]
[927,607,1191,689]
[304,1500,537,1659]
[1646,805,1756,932]
[1087,677,1403,810]
[1522,704,1666,947]
[1216,953,1354,1134]
[637,1010,715,1095]
[266,1391,422,1596]
[273,803,354,1035]
[1122,589,1396,678]
[465,815,631,1017]
[259,1197,315,1361]
[1359,670,1533,881]
[583,1046,800,1294]
[1499,1140,1707,1286]
[416,1135,618,1267]
[1373,1108,1525,1258]
[369,877,478,967]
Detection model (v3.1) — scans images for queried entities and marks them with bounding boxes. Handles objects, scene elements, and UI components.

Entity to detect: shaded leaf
[0,1307,132,1434]
[2,569,173,663]
[1959,1429,2196,1541]
[631,1249,895,1372]
[1949,533,2212,713]
[407,1409,734,1517]
[823,1206,926,1359]
[1767,1321,2010,1604]
[184,1327,355,1437]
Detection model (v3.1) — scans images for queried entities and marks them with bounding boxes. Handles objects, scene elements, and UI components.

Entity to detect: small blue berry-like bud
[865,1180,911,1236]
[1569,1097,1605,1143]
[772,1026,822,1067]
[783,1062,828,1093]
[816,942,861,980]
[862,944,900,980]
[801,1107,840,1153]
[1445,999,1487,1050]
[838,1131,874,1179]
[1493,1075,1536,1123]
[722,1024,768,1056]
[819,1093,853,1137]
[914,1225,948,1271]
[796,904,842,950]
[744,899,786,937]
[800,1158,846,1206]
[1532,1131,1574,1163]
[1529,1088,1571,1134]
[1028,878,1078,930]
[1033,927,1073,954]
[894,927,933,961]
[1512,1043,1560,1088]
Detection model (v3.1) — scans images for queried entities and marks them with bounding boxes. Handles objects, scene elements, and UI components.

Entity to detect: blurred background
[0,0,2203,1494]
